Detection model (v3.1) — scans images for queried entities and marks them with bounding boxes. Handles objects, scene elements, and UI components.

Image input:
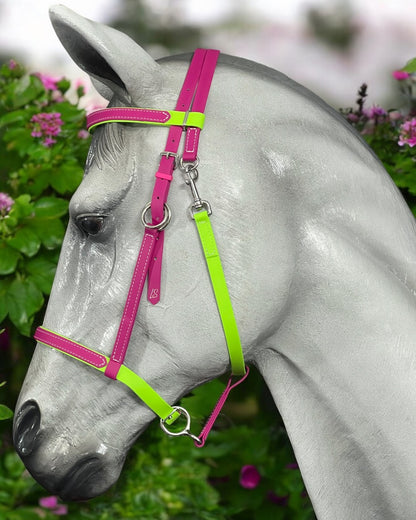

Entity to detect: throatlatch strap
[193,210,246,376]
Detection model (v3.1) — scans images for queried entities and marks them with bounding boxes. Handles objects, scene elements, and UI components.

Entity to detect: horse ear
[49,5,162,104]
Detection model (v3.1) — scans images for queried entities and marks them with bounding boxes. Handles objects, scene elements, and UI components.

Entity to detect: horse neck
[254,216,416,519]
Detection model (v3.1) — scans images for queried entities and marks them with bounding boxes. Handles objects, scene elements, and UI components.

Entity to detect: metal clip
[160,406,201,444]
[180,158,212,219]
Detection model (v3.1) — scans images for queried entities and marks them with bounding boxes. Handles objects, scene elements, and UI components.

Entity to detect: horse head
[14,6,416,519]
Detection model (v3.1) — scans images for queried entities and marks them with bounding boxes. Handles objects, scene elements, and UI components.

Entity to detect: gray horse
[13,5,416,519]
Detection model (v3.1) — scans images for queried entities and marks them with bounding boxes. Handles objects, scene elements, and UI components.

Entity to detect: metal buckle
[141,202,172,230]
[160,406,201,444]
[160,151,178,169]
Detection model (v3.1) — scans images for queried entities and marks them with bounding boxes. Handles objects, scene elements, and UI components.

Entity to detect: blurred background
[0,0,415,110]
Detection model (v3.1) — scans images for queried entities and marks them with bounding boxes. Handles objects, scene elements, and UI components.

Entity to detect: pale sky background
[0,0,415,108]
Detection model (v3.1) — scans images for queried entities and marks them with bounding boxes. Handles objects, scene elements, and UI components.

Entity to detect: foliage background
[0,2,416,519]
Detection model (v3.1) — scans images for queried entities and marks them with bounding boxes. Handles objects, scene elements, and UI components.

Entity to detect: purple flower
[239,465,261,489]
[39,496,68,515]
[392,70,410,81]
[363,105,387,119]
[8,59,17,70]
[286,462,299,470]
[267,491,289,506]
[0,328,10,351]
[398,118,416,147]
[0,192,14,215]
[30,112,63,147]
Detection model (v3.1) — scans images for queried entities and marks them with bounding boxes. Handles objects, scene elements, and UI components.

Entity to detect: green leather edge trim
[193,210,246,376]
[88,110,205,132]
[38,330,178,423]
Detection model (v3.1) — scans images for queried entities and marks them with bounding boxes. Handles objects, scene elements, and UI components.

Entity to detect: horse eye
[76,215,105,236]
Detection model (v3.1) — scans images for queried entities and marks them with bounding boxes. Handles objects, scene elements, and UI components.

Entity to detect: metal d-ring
[160,406,201,444]
[141,202,172,230]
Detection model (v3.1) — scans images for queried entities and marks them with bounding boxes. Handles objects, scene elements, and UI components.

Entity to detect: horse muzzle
[13,399,120,500]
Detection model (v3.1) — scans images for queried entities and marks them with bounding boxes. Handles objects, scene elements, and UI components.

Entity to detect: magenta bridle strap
[34,326,179,423]
[104,49,219,379]
[34,49,220,426]
[146,49,219,304]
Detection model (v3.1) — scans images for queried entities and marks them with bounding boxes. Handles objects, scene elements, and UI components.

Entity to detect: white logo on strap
[149,288,159,299]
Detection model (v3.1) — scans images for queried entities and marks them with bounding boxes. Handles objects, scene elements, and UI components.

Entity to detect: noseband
[34,49,248,447]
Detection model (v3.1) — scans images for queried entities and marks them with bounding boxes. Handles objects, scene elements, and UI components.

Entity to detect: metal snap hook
[160,406,201,444]
[141,202,172,230]
[179,156,199,173]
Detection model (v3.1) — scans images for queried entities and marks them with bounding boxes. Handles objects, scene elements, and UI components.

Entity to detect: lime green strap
[86,108,205,132]
[34,326,178,423]
[117,365,179,424]
[193,210,246,376]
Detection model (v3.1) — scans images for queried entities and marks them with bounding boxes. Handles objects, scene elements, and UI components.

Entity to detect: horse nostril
[13,400,41,457]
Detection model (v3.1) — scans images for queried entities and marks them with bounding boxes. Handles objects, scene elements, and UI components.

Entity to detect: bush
[1,57,416,519]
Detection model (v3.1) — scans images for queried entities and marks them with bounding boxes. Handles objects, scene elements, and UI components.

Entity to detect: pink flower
[363,105,387,119]
[39,496,58,509]
[0,192,14,215]
[388,110,403,122]
[347,113,359,123]
[35,73,61,91]
[398,118,416,147]
[239,465,261,489]
[392,70,410,81]
[8,59,17,70]
[39,496,68,515]
[30,112,64,147]
[77,129,89,139]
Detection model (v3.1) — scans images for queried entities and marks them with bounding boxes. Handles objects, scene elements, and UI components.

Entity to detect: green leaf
[402,57,416,73]
[0,109,30,129]
[50,161,84,194]
[0,279,11,322]
[33,197,68,219]
[4,508,42,520]
[0,242,20,275]
[11,74,44,109]
[4,452,25,477]
[31,218,65,249]
[8,194,33,220]
[7,227,41,257]
[3,128,34,155]
[25,255,57,294]
[7,278,44,335]
[0,404,13,420]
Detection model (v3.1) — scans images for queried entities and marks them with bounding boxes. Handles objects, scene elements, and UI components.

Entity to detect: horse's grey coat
[14,5,416,518]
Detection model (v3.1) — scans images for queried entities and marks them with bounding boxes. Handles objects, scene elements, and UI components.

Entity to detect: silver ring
[141,202,171,230]
[160,406,201,444]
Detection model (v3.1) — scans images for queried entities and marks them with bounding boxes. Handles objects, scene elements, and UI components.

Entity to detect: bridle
[34,49,248,447]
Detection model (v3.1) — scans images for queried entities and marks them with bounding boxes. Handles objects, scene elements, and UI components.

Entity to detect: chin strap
[34,48,248,446]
